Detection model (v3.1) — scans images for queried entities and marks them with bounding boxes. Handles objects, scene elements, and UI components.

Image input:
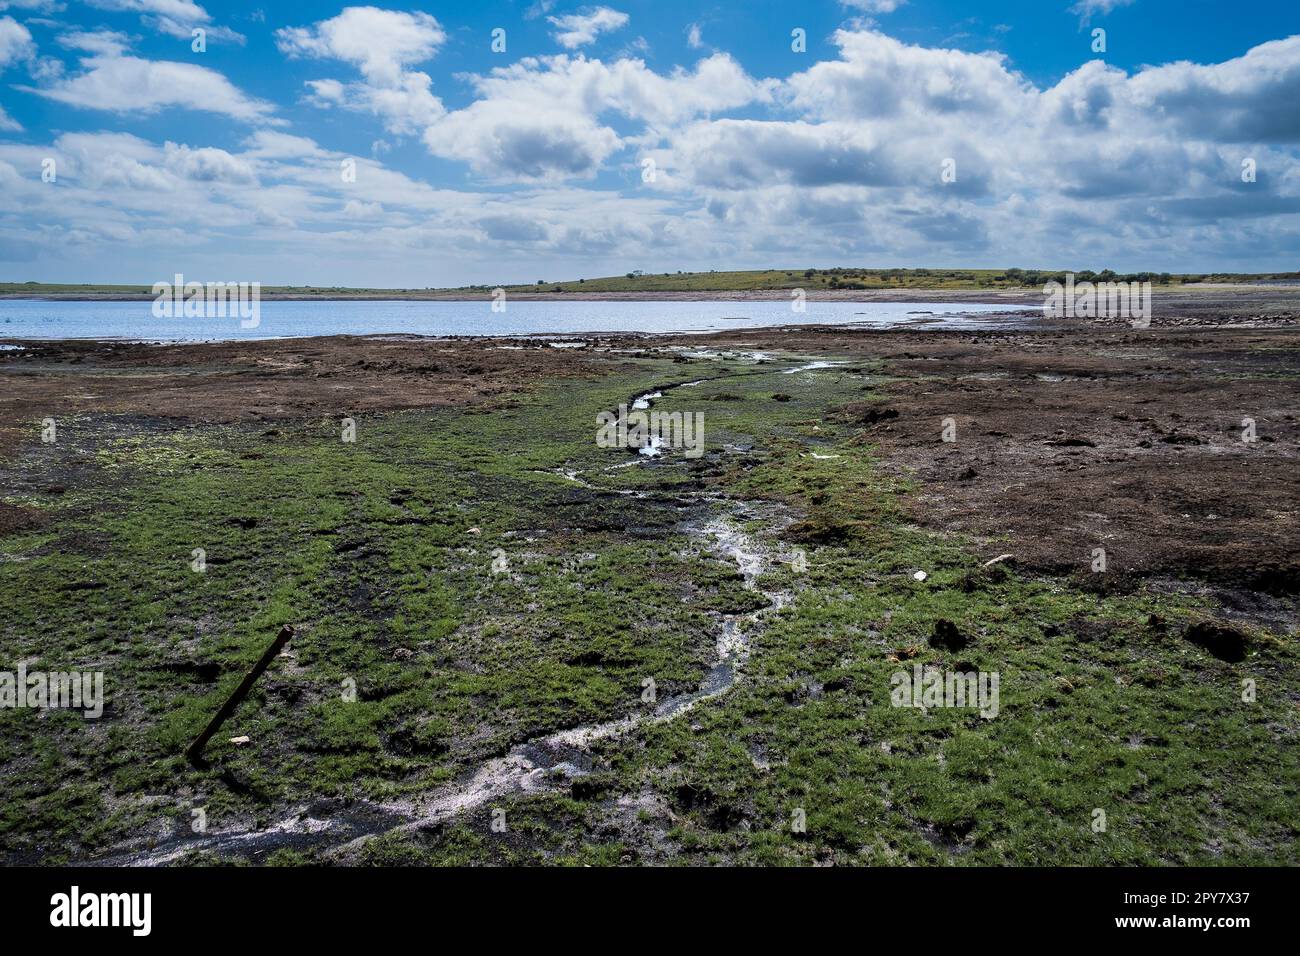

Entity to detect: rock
[929,618,969,651]
[982,553,1014,568]
[912,570,928,582]
[228,735,251,746]
[1184,621,1248,663]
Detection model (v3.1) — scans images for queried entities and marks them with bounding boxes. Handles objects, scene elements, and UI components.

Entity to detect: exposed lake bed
[1,292,1298,865]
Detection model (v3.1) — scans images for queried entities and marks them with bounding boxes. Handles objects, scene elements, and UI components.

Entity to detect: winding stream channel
[105,358,812,865]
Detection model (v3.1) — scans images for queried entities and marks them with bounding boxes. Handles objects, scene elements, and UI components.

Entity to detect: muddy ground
[2,290,1298,866]
[4,292,1298,601]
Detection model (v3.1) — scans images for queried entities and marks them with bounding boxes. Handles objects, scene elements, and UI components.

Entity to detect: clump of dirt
[830,403,899,426]
[1183,621,1249,663]
[929,619,969,651]
[0,502,45,536]
[785,512,855,544]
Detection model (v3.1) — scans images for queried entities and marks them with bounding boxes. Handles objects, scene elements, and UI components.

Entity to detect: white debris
[912,570,928,582]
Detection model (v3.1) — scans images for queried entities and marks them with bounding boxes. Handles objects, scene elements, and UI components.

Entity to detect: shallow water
[0,298,1026,342]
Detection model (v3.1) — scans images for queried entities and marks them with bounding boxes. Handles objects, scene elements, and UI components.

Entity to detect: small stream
[355,507,790,854]
[103,356,818,865]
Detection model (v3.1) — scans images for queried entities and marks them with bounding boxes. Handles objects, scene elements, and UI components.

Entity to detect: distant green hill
[487,267,1300,293]
[3,268,1298,297]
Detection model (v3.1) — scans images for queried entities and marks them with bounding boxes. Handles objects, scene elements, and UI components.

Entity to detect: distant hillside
[3,268,1298,298]
[486,268,1300,294]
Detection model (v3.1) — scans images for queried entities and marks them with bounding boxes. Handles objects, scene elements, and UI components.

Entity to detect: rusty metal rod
[185,624,294,765]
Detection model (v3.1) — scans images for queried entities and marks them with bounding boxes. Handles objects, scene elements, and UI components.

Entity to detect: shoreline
[5,286,1300,346]
[5,283,1300,303]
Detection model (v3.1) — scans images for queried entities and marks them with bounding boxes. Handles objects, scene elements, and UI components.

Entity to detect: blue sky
[1,0,1299,285]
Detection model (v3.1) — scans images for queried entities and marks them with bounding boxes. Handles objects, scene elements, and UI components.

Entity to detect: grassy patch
[1,349,1295,865]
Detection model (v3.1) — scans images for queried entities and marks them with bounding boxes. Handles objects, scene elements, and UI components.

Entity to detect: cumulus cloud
[1127,36,1300,143]
[786,30,1032,121]
[277,7,446,133]
[276,7,445,85]
[428,97,621,181]
[548,7,629,49]
[639,27,1300,257]
[163,141,256,183]
[420,53,771,181]
[6,18,1300,281]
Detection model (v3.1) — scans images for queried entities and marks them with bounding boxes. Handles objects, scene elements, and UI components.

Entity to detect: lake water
[0,298,1028,342]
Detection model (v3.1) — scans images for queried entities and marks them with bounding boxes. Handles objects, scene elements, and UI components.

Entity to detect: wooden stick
[185,624,294,765]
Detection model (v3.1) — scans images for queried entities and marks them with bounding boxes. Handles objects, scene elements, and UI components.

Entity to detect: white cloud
[0,15,35,69]
[342,199,384,219]
[86,0,207,19]
[0,0,64,11]
[307,70,443,134]
[1068,0,1135,20]
[6,21,1300,281]
[56,29,132,57]
[23,52,276,121]
[547,7,629,49]
[0,103,20,130]
[427,97,622,181]
[842,0,906,12]
[240,130,328,160]
[1127,35,1300,143]
[277,7,446,133]
[163,141,256,183]
[686,24,703,49]
[276,7,445,85]
[420,53,771,181]
[85,0,244,44]
[785,30,1032,121]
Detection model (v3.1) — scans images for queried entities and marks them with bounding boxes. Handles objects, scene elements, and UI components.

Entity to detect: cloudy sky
[0,0,1298,286]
